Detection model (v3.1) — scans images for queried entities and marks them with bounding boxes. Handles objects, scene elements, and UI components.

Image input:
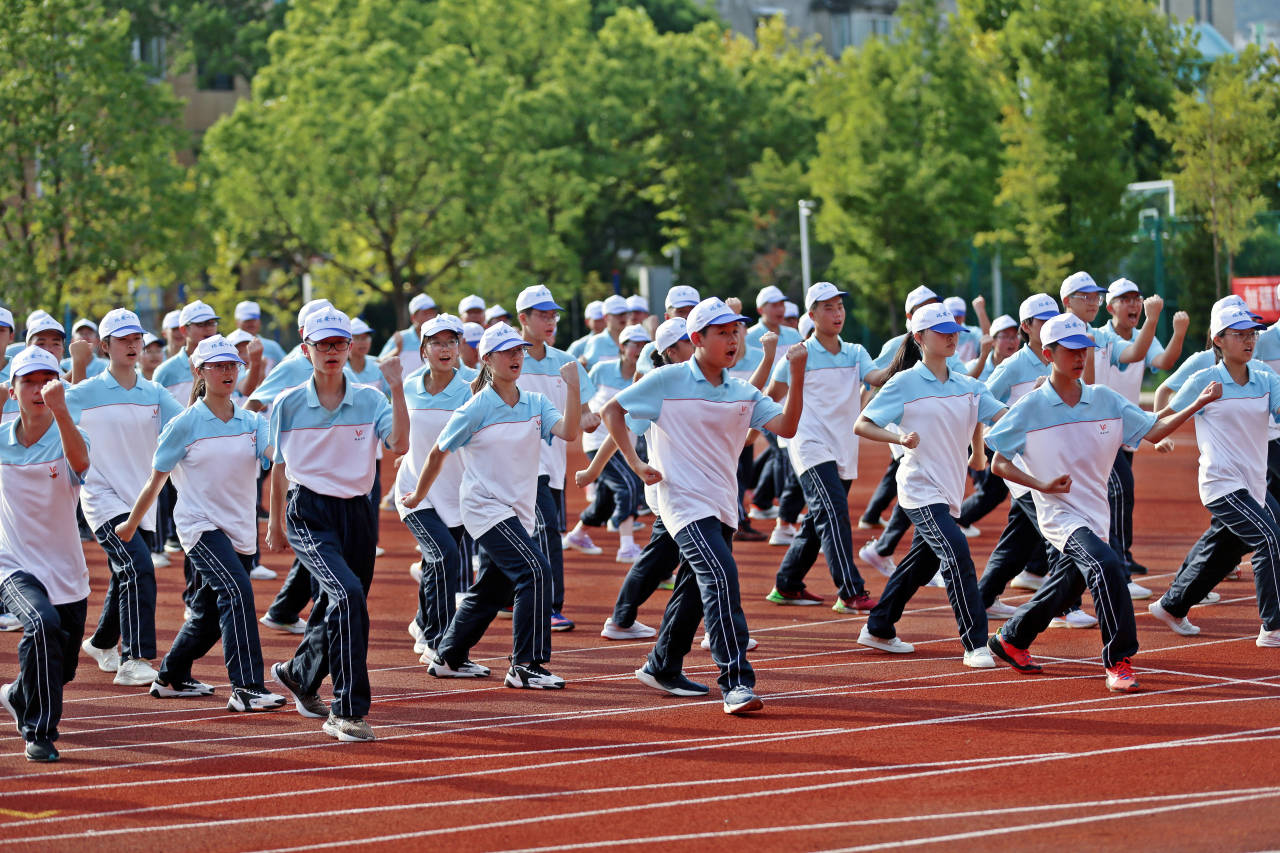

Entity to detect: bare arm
[972,295,991,335]
[854,415,919,449]
[601,399,661,485]
[1145,380,1222,443]
[114,469,170,542]
[402,444,448,509]
[1151,311,1189,371]
[239,339,266,398]
[574,435,618,487]
[1153,380,1175,412]
[991,452,1072,493]
[43,380,89,475]
[746,331,778,391]
[761,344,806,439]
[551,362,580,442]
[1119,296,1163,365]
[863,367,890,388]
[266,463,289,552]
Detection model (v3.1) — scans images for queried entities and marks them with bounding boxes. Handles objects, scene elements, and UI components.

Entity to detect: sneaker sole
[856,635,914,654]
[504,673,565,690]
[723,696,764,715]
[322,723,376,742]
[271,663,327,719]
[765,596,822,606]
[149,685,214,698]
[114,670,158,687]
[228,697,287,712]
[635,667,708,697]
[986,637,1042,674]
[428,665,488,679]
[1107,680,1140,693]
[550,624,575,633]
[259,616,306,635]
[601,628,657,640]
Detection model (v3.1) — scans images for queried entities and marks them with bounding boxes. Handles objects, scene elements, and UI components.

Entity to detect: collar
[305,375,355,410]
[1047,378,1094,407]
[1216,359,1258,387]
[911,360,950,384]
[688,355,728,385]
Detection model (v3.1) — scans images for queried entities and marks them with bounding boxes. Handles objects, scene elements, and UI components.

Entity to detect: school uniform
[578,331,623,371]
[578,360,643,530]
[60,356,108,379]
[259,338,287,375]
[566,333,593,360]
[433,386,562,668]
[742,325,806,523]
[66,373,183,663]
[1251,326,1280,501]
[395,367,471,654]
[0,419,91,745]
[379,327,423,379]
[613,358,784,693]
[1158,364,1280,629]
[154,350,195,406]
[346,357,389,540]
[985,380,1154,667]
[770,337,875,602]
[270,376,393,718]
[153,401,273,689]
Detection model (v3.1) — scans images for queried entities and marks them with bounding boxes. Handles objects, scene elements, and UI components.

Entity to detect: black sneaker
[1127,560,1149,576]
[227,685,287,712]
[504,662,565,689]
[634,664,709,697]
[428,658,491,679]
[25,739,58,762]
[270,662,328,718]
[322,712,375,742]
[149,676,215,698]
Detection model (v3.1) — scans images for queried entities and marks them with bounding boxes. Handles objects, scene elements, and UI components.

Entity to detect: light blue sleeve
[769,357,790,385]
[1163,350,1212,393]
[157,384,184,426]
[587,362,609,386]
[749,390,785,430]
[538,393,563,444]
[1266,370,1280,417]
[1169,367,1213,412]
[1112,390,1159,447]
[269,396,287,464]
[436,401,478,452]
[253,413,272,468]
[613,368,666,423]
[855,345,875,378]
[567,336,589,358]
[975,383,1006,425]
[986,357,1015,402]
[378,336,399,358]
[250,361,299,406]
[861,374,905,427]
[983,397,1030,458]
[370,391,394,443]
[576,359,597,402]
[153,413,189,473]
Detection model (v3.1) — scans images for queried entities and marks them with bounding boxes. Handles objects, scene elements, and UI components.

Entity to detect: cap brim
[1067,285,1104,295]
[306,328,353,342]
[520,300,562,312]
[196,353,246,367]
[921,320,966,334]
[1214,320,1266,335]
[806,291,846,311]
[105,324,146,338]
[1050,334,1098,349]
[666,299,699,309]
[659,334,690,350]
[1023,310,1058,322]
[482,338,532,356]
[692,312,749,332]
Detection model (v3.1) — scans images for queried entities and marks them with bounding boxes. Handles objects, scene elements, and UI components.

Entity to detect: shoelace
[1110,658,1134,679]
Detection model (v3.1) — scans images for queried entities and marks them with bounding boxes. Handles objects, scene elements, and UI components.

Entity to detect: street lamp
[798,200,815,292]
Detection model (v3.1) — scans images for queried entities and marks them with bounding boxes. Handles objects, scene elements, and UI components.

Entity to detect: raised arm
[1119,295,1163,365]
[380,356,410,456]
[761,344,806,439]
[551,361,580,442]
[42,380,89,474]
[746,331,778,391]
[1151,311,1189,371]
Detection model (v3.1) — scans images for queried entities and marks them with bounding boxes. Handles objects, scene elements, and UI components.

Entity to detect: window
[132,36,165,80]
[833,11,896,50]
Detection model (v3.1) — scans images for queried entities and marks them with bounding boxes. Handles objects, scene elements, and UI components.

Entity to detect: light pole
[798,199,815,293]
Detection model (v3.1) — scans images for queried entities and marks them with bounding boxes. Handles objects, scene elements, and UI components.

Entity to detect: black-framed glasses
[307,339,351,353]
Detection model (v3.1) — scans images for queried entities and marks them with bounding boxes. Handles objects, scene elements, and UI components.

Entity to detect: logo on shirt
[1098,423,1111,435]
[152,406,159,418]
[48,464,59,479]
[354,428,367,441]
[739,403,748,415]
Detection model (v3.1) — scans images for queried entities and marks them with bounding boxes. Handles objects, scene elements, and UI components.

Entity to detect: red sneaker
[766,586,824,605]
[986,633,1043,674]
[832,593,878,613]
[1105,658,1140,693]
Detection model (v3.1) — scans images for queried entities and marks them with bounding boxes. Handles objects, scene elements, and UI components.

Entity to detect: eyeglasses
[426,338,459,349]
[1221,329,1259,341]
[307,339,351,353]
[201,361,240,372]
[1069,293,1102,305]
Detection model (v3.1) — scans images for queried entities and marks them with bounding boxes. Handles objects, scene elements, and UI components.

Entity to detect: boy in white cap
[636,285,700,376]
[626,294,650,327]
[603,297,806,714]
[567,300,607,360]
[234,301,287,374]
[64,319,108,381]
[458,294,486,326]
[3,313,67,425]
[162,310,184,358]
[266,308,408,741]
[579,294,631,370]
[985,313,1219,692]
[0,346,92,761]
[460,322,484,369]
[781,301,800,329]
[484,304,510,327]
[140,333,164,381]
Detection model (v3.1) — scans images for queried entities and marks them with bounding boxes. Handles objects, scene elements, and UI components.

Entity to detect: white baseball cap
[192,334,246,368]
[478,322,531,357]
[1211,304,1265,337]
[943,296,967,317]
[143,332,161,347]
[626,294,649,314]
[602,294,629,316]
[71,318,97,334]
[664,285,700,310]
[584,300,605,321]
[904,285,939,315]
[461,321,484,346]
[99,308,145,339]
[805,281,845,311]
[179,300,218,326]
[516,284,562,313]
[408,293,437,315]
[25,312,65,342]
[1019,293,1060,323]
[687,297,749,334]
[989,314,1018,336]
[349,317,374,337]
[1060,271,1104,301]
[755,285,785,308]
[1106,278,1141,302]
[783,301,799,319]
[910,303,965,334]
[458,294,486,314]
[297,298,331,330]
[10,345,62,377]
[1212,294,1262,321]
[224,328,254,348]
[303,308,352,342]
[1041,313,1098,349]
[484,304,509,323]
[620,324,652,345]
[0,308,12,330]
[655,317,689,352]
[234,300,261,321]
[421,314,464,339]
[797,314,815,339]
[162,310,182,330]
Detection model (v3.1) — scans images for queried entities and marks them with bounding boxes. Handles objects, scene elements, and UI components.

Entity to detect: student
[380,293,438,380]
[853,303,1005,667]
[627,295,650,328]
[579,294,630,370]
[458,294,487,326]
[154,300,220,407]
[985,313,1218,692]
[636,285,700,375]
[2,313,66,425]
[162,310,184,358]
[965,314,1018,383]
[781,301,800,329]
[0,308,17,633]
[765,282,887,613]
[113,336,286,711]
[140,333,165,381]
[67,309,184,688]
[565,324,650,563]
[1148,304,1280,646]
[484,304,510,327]
[943,296,988,363]
[0,346,92,761]
[513,285,598,631]
[461,322,484,370]
[266,308,408,742]
[396,315,472,664]
[603,297,804,715]
[403,322,580,688]
[63,319,108,381]
[234,301,288,374]
[567,301,606,360]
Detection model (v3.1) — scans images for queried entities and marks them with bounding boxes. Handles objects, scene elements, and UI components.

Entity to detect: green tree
[589,0,720,33]
[0,0,198,317]
[111,0,288,83]
[1141,45,1280,296]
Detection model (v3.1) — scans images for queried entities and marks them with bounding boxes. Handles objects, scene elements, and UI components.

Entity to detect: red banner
[1233,277,1280,323]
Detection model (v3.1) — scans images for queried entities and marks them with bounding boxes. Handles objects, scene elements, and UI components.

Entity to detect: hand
[899,431,920,449]
[635,463,663,486]
[726,297,744,315]
[114,520,138,543]
[969,449,987,471]
[69,338,93,368]
[1143,294,1164,318]
[1155,437,1176,454]
[40,378,66,414]
[580,411,601,432]
[979,334,994,353]
[1197,380,1223,406]
[1040,474,1072,494]
[759,330,778,353]
[265,520,287,552]
[379,356,403,386]
[971,295,985,313]
[246,337,264,365]
[558,361,579,384]
[574,468,596,488]
[401,489,424,510]
[785,342,808,367]
[1171,311,1190,334]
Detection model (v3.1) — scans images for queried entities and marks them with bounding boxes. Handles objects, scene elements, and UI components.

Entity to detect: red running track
[1,426,1279,852]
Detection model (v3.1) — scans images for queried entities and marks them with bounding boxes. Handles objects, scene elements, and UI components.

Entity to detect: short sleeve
[1162,350,1209,394]
[984,398,1029,458]
[861,374,905,427]
[253,413,272,468]
[153,414,189,473]
[250,363,292,406]
[538,394,563,444]
[268,397,287,464]
[1266,370,1280,417]
[749,390,784,430]
[614,368,666,423]
[1116,393,1158,447]
[1169,368,1212,412]
[369,391,393,443]
[624,413,651,436]
[1145,337,1166,369]
[769,357,790,386]
[855,345,875,377]
[975,384,1006,425]
[436,403,478,453]
[574,359,597,402]
[157,384,184,426]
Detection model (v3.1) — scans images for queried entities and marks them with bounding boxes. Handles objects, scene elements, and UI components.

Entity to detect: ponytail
[188,372,207,407]
[650,349,667,370]
[470,362,492,394]
[885,333,922,379]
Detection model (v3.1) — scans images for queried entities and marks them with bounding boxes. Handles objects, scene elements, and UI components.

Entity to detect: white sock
[619,534,635,549]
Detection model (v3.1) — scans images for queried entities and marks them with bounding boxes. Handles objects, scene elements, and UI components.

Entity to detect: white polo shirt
[154,401,271,554]
[153,350,194,406]
[0,419,91,605]
[66,371,183,532]
[1093,320,1165,404]
[985,380,1155,552]
[862,361,1004,517]
[516,344,596,488]
[395,367,471,527]
[379,326,423,379]
[613,357,783,536]
[745,323,803,370]
[584,359,636,453]
[580,330,622,370]
[270,377,393,499]
[985,345,1051,499]
[436,385,561,538]
[769,337,875,479]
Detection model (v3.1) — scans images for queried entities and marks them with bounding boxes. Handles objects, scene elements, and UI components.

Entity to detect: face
[29,332,64,360]
[1045,343,1088,379]
[1214,328,1258,363]
[74,327,99,346]
[184,319,218,346]
[667,305,693,320]
[759,301,785,326]
[0,326,11,351]
[239,317,261,335]
[620,340,645,364]
[351,333,372,358]
[200,361,240,398]
[411,308,438,329]
[1065,291,1101,323]
[915,328,957,358]
[486,314,508,328]
[519,308,559,344]
[662,338,695,364]
[1107,292,1143,332]
[1020,317,1047,348]
[628,310,648,326]
[690,322,740,369]
[605,313,627,334]
[141,342,163,371]
[104,333,142,367]
[810,296,845,336]
[994,328,1020,359]
[588,316,607,333]
[12,370,58,412]
[462,309,485,325]
[166,327,184,346]
[782,316,798,328]
[422,330,460,371]
[485,345,525,382]
[303,336,351,375]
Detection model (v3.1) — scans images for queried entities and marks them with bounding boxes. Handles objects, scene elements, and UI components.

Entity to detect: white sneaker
[1010,571,1045,591]
[615,543,643,563]
[374,546,385,558]
[857,518,886,530]
[417,646,437,665]
[856,625,914,654]
[1196,591,1221,605]
[600,617,657,640]
[985,600,1017,618]
[1257,626,1280,648]
[114,658,159,687]
[81,638,120,672]
[249,565,277,580]
[958,524,981,538]
[1127,581,1152,600]
[858,541,896,577]
[926,571,946,588]
[963,648,996,668]
[748,505,779,521]
[1148,600,1200,636]
[260,614,307,634]
[408,620,427,655]
[700,633,758,651]
[768,524,796,546]
[150,552,171,568]
[0,613,20,632]
[409,561,423,584]
[1049,609,1098,629]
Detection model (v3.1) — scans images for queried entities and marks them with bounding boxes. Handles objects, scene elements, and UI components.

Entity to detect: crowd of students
[1,274,1277,763]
